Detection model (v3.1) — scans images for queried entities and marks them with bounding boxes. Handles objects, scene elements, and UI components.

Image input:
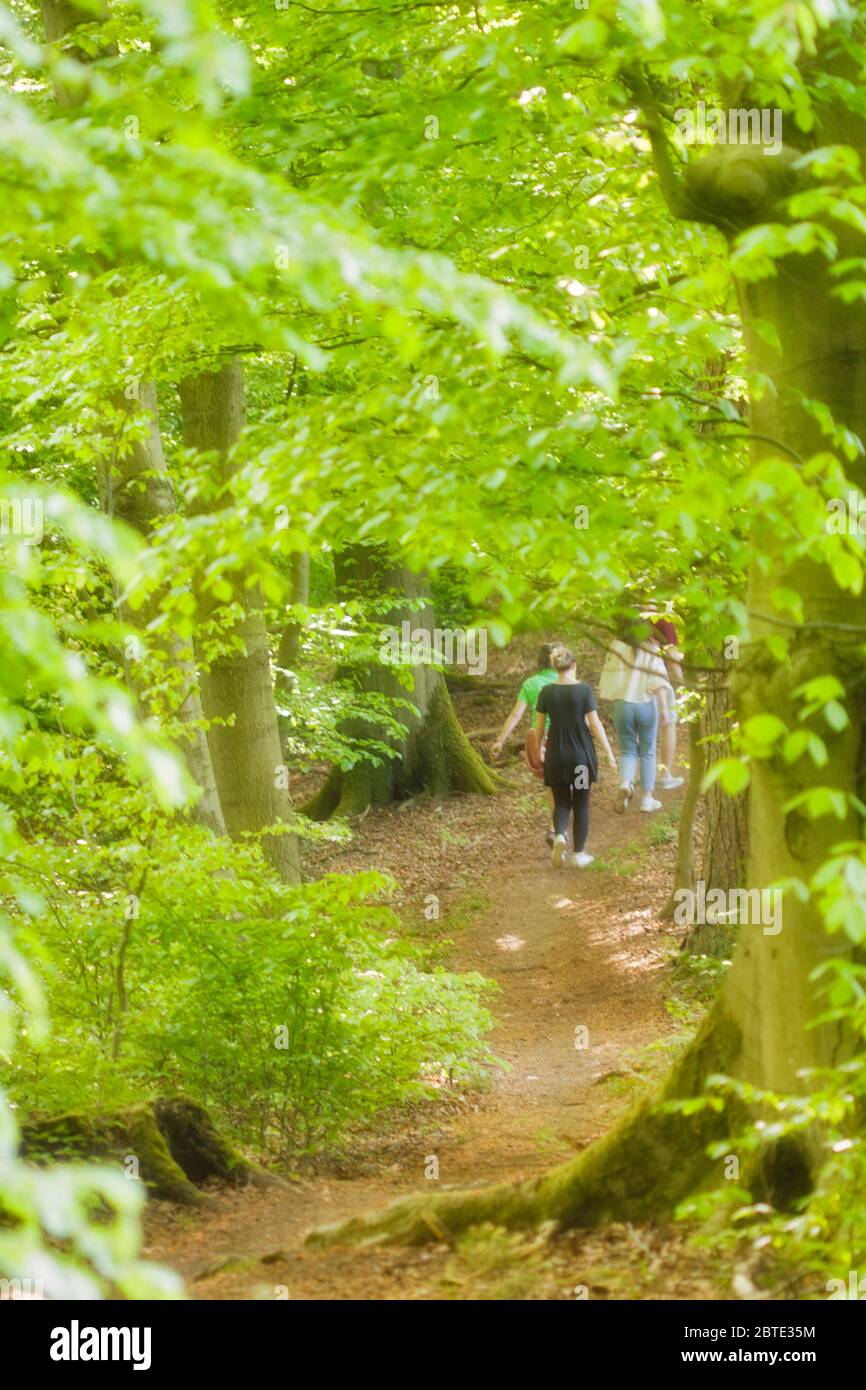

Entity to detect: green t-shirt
[519,669,556,714]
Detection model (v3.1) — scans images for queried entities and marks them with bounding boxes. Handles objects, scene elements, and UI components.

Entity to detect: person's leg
[658,697,683,789]
[635,698,658,790]
[571,785,590,852]
[550,783,571,866]
[551,783,571,837]
[613,701,637,812]
[546,786,556,844]
[637,699,661,809]
[659,716,676,781]
[613,701,638,786]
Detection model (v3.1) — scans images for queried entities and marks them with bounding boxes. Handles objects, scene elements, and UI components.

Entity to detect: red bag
[524,729,546,779]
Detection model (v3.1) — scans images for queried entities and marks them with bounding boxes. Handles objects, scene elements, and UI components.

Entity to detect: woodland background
[2,0,866,1300]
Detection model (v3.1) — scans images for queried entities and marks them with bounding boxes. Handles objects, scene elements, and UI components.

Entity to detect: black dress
[536,681,599,787]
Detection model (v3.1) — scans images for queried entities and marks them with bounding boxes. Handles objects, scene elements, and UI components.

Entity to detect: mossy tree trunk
[309,52,866,1248]
[22,1096,280,1207]
[179,361,301,883]
[305,544,495,820]
[650,65,864,1126]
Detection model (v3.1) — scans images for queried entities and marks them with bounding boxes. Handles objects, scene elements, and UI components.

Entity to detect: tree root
[301,680,498,821]
[307,1007,745,1247]
[300,762,381,822]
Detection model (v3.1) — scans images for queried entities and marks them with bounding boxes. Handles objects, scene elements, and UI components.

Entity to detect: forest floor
[142,637,738,1300]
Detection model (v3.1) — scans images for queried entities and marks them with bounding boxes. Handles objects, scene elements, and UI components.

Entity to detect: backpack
[524,728,546,779]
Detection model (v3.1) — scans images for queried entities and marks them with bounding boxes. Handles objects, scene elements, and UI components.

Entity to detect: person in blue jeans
[599,629,670,813]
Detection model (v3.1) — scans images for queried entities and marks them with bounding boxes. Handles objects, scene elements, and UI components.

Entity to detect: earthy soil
[142,637,731,1300]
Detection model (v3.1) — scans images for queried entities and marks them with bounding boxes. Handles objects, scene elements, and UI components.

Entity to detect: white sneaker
[615,782,634,814]
[640,795,662,812]
[572,852,594,868]
[657,775,684,790]
[550,834,568,867]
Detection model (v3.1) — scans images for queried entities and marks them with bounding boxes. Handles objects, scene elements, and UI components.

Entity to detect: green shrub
[9,830,496,1159]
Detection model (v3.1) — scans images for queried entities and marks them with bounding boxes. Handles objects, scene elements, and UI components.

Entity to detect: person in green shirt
[490,643,558,845]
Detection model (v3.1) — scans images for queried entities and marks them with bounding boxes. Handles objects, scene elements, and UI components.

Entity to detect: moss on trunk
[21,1096,279,1207]
[409,679,497,798]
[303,545,496,820]
[303,680,496,822]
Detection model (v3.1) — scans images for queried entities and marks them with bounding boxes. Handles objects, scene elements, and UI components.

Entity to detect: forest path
[143,725,686,1299]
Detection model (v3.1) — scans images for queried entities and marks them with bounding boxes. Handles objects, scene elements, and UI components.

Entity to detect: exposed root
[306,1007,745,1247]
[301,680,497,821]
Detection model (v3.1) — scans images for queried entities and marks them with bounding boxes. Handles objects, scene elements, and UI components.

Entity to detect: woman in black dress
[534,645,617,868]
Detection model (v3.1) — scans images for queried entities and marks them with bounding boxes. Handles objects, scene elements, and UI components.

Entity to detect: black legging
[552,783,590,852]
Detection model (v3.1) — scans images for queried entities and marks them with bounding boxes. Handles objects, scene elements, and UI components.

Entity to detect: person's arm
[654,683,671,727]
[490,698,528,758]
[655,623,684,686]
[534,709,547,742]
[647,651,671,724]
[585,709,617,770]
[663,647,684,687]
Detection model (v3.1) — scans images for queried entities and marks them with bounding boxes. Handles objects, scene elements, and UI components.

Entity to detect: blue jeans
[613,699,658,793]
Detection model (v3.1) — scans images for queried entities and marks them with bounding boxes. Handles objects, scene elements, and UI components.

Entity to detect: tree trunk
[677,680,749,955]
[276,551,309,676]
[654,74,866,1122]
[702,680,749,895]
[688,352,749,952]
[660,710,704,920]
[40,0,111,105]
[275,551,309,756]
[179,361,301,884]
[721,268,864,1109]
[99,384,226,835]
[303,544,495,819]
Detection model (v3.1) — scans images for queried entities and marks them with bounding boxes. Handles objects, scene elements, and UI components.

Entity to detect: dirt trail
[143,757,685,1299]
